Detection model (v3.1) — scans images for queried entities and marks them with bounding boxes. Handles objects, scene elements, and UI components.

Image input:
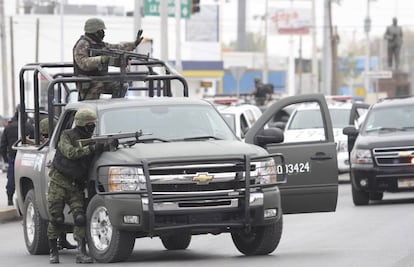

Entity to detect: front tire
[23,189,49,255]
[231,216,283,256]
[86,195,135,263]
[161,232,191,250]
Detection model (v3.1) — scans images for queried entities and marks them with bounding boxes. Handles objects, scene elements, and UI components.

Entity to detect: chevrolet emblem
[193,173,214,183]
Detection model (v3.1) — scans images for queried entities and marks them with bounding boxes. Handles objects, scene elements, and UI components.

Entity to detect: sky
[5,0,414,57]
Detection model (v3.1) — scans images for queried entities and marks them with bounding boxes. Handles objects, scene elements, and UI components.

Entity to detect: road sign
[144,0,191,18]
[364,71,393,79]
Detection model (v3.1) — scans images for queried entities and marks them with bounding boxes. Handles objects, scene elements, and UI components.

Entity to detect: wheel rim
[25,202,35,244]
[90,206,112,251]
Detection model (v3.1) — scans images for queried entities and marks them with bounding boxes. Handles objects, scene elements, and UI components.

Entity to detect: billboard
[268,8,312,35]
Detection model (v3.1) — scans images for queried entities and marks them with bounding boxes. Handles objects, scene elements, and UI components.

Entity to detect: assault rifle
[78,130,144,148]
[89,48,150,74]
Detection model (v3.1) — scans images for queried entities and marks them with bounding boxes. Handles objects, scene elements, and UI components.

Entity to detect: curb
[0,208,21,223]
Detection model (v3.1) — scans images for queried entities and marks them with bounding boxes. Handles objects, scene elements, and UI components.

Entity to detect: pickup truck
[14,51,338,263]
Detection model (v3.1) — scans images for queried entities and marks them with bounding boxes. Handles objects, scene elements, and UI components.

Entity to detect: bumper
[102,188,281,234]
[351,164,414,193]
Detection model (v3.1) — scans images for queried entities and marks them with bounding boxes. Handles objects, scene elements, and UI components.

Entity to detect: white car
[283,102,367,173]
[217,104,262,139]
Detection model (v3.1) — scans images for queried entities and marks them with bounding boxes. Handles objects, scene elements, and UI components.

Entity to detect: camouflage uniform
[47,108,96,264]
[73,18,139,100]
[47,129,92,241]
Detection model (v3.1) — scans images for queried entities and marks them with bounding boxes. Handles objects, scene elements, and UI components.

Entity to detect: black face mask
[84,123,96,135]
[96,30,105,41]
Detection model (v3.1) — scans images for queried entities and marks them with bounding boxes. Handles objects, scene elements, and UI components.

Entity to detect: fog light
[123,215,139,224]
[264,208,277,218]
[360,179,368,187]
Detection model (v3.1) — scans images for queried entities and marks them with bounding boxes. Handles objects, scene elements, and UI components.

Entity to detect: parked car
[217,104,262,139]
[343,96,414,205]
[281,101,368,173]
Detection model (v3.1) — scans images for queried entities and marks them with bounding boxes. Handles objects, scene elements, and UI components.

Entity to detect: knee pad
[74,212,86,226]
[51,213,64,226]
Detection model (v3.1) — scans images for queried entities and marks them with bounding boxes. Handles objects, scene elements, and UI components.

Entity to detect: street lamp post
[364,0,372,95]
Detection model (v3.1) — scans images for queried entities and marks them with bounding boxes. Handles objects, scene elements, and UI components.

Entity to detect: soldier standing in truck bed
[73,17,144,100]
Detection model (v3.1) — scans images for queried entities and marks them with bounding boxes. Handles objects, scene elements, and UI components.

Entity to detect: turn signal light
[411,157,414,165]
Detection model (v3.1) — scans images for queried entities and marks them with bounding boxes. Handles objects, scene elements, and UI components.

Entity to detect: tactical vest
[52,128,92,182]
[73,35,107,76]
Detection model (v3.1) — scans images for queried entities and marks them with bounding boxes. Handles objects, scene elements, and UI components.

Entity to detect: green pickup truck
[13,51,338,263]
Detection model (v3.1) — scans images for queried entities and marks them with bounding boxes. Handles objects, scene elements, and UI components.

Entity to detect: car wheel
[23,189,49,255]
[351,184,369,206]
[231,216,283,256]
[369,192,384,201]
[160,232,191,250]
[86,195,135,263]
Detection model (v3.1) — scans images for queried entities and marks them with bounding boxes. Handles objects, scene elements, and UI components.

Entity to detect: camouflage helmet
[39,118,57,136]
[75,108,97,127]
[84,18,106,33]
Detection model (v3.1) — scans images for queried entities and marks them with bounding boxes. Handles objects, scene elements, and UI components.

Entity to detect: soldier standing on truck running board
[73,17,144,101]
[47,109,107,264]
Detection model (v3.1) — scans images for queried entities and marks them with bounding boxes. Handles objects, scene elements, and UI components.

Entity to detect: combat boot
[57,233,76,250]
[7,193,13,206]
[75,239,93,264]
[48,239,59,264]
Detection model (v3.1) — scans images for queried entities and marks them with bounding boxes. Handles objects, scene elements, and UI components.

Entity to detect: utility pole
[236,0,246,51]
[311,0,319,93]
[175,0,182,72]
[0,0,10,116]
[262,0,269,84]
[160,0,168,61]
[322,0,332,96]
[10,16,15,106]
[331,25,340,95]
[364,0,372,94]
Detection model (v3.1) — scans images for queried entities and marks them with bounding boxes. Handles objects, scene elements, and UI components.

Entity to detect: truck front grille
[373,146,414,166]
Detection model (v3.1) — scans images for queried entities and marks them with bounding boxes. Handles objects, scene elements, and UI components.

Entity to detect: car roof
[65,97,212,112]
[374,96,414,109]
[216,104,261,114]
[294,101,353,111]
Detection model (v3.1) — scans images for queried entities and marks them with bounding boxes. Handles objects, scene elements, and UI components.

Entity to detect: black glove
[89,143,109,154]
[134,29,144,47]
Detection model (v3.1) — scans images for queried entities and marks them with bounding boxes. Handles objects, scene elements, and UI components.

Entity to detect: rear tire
[23,189,49,255]
[351,184,369,206]
[231,216,283,256]
[86,195,135,263]
[161,232,191,250]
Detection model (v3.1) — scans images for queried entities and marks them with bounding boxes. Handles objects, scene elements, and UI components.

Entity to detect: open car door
[346,102,370,153]
[245,94,338,214]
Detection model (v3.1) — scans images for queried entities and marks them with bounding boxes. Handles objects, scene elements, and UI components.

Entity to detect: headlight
[108,167,146,192]
[252,159,278,184]
[350,149,373,164]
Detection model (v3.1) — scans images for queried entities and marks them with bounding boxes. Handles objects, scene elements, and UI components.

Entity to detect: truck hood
[96,140,267,165]
[356,131,414,149]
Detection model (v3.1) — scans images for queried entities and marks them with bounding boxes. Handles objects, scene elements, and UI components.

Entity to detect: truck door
[245,94,338,214]
[347,102,370,153]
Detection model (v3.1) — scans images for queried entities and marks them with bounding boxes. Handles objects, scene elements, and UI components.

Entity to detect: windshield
[288,108,350,130]
[220,113,236,133]
[99,104,237,141]
[363,105,414,133]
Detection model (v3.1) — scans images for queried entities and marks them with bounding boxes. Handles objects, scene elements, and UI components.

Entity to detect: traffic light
[191,0,200,14]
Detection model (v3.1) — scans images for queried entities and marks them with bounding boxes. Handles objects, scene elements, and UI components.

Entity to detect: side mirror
[343,126,359,137]
[254,128,284,147]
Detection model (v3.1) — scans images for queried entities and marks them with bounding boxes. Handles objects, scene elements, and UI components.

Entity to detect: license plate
[397,178,414,188]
